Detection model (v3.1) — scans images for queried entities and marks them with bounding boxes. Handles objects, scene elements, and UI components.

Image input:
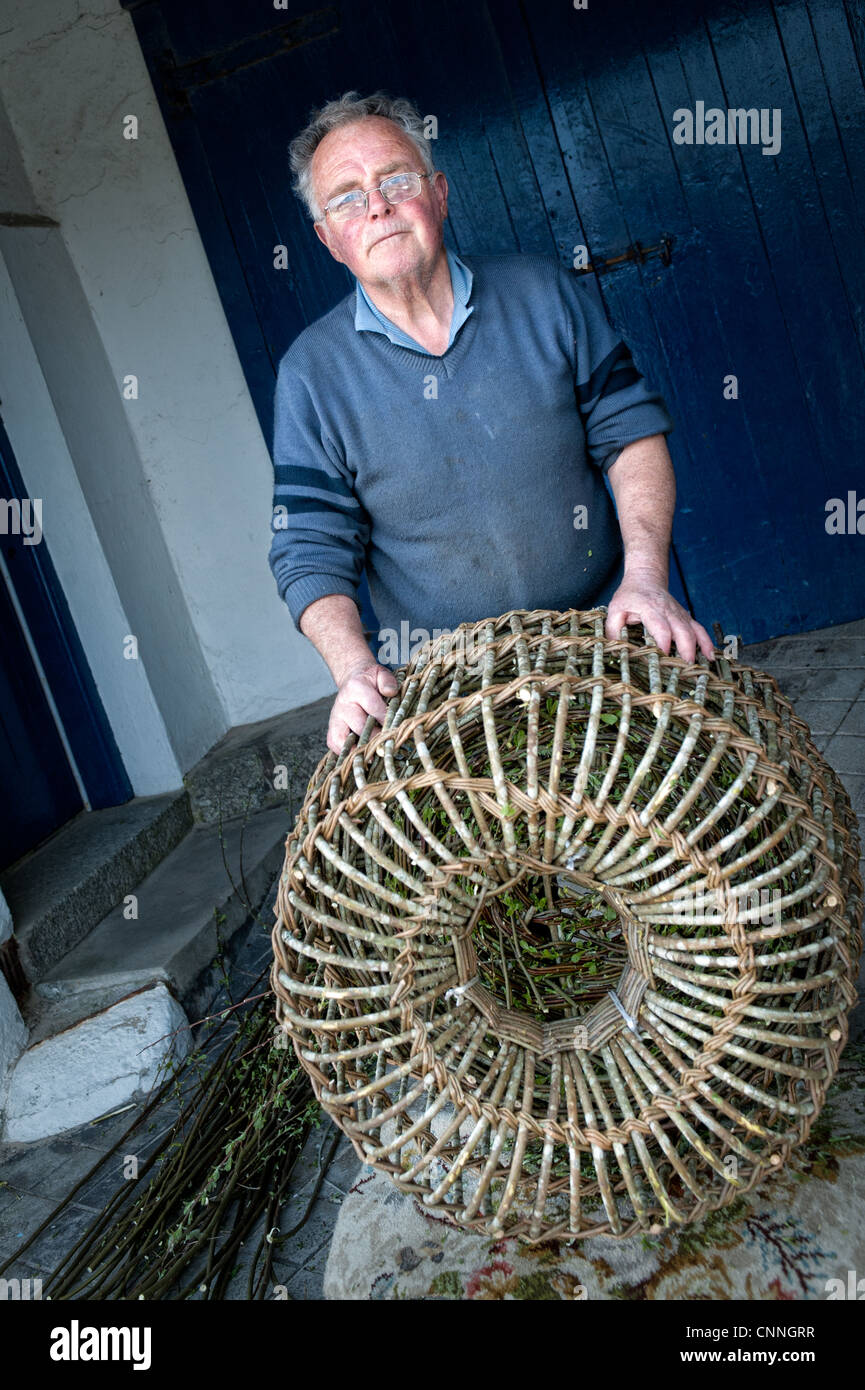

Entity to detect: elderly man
[270,91,713,754]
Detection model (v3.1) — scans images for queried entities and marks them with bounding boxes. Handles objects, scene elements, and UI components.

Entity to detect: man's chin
[364,246,423,281]
[367,236,415,264]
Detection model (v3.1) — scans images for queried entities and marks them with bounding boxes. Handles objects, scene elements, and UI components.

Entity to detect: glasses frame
[321,170,435,224]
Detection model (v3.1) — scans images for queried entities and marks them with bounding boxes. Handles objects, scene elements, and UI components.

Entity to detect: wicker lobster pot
[271,608,863,1240]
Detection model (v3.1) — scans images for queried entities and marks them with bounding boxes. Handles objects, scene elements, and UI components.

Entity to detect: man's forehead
[312,118,418,193]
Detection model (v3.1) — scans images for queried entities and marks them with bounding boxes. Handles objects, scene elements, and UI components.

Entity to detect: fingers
[376,665,399,697]
[649,612,717,662]
[693,621,716,660]
[665,615,717,662]
[645,616,673,655]
[616,605,674,654]
[668,613,697,663]
[327,665,400,755]
[327,697,369,754]
[605,593,716,663]
[603,605,624,642]
[605,599,674,654]
[604,602,642,643]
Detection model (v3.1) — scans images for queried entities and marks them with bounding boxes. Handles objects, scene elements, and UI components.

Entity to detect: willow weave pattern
[271,609,863,1240]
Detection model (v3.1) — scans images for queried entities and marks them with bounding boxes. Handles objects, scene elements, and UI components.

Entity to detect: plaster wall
[0,0,333,783]
[0,246,182,794]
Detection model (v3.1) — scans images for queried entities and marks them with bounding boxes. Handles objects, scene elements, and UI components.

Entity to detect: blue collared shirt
[354,246,474,353]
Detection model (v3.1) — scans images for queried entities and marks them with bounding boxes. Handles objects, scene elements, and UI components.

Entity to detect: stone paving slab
[745,633,865,668]
[0,1192,61,1268]
[837,702,865,737]
[791,700,855,738]
[775,666,865,703]
[1,1137,110,1204]
[821,735,865,782]
[23,1197,108,1273]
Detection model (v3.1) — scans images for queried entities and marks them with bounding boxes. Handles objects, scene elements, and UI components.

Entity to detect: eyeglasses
[321,170,434,224]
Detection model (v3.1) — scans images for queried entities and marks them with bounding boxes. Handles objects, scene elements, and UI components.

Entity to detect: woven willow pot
[271,608,863,1240]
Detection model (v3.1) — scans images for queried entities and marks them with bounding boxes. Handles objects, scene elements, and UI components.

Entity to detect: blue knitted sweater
[268,252,673,646]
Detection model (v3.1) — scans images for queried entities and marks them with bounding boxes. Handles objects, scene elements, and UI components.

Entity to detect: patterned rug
[323,1041,865,1300]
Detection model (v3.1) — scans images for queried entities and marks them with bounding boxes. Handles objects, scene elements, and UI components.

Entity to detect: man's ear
[314,219,345,265]
[434,170,449,221]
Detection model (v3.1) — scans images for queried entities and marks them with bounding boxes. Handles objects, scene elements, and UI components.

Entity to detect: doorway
[0,415,132,872]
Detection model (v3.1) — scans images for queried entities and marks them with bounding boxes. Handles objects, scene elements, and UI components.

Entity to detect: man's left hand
[604,575,715,662]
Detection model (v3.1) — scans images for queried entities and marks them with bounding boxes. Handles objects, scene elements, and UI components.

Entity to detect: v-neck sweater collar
[357,306,478,377]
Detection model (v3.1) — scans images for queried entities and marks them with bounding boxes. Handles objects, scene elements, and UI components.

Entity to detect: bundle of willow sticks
[2,966,334,1300]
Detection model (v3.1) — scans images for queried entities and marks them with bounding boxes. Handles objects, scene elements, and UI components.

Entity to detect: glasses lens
[329,191,366,222]
[381,172,421,204]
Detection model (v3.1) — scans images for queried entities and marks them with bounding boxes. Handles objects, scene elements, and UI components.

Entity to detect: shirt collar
[353,247,474,351]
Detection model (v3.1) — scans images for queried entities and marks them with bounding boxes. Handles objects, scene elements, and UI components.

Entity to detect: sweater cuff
[283,574,360,633]
[598,416,674,475]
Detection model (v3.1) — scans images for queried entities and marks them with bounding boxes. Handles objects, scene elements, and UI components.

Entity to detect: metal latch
[576,237,674,278]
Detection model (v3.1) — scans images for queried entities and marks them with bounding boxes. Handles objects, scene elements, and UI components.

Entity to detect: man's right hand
[327,659,399,755]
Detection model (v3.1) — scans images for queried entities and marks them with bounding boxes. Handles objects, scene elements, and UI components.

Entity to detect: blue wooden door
[0,565,83,871]
[125,0,865,643]
[0,420,131,871]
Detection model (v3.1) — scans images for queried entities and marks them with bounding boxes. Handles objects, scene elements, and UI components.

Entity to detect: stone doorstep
[1,982,190,1144]
[0,690,327,1142]
[183,695,331,824]
[26,804,293,1044]
[1,791,193,984]
[0,691,333,990]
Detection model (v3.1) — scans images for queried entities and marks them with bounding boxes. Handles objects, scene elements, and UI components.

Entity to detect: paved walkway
[744,618,865,1039]
[1,616,864,1299]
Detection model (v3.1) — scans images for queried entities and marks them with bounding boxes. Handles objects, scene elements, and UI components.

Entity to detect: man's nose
[367,187,392,218]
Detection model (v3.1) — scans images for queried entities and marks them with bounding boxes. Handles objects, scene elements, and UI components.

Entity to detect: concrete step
[28,804,292,1041]
[183,695,330,823]
[1,792,192,983]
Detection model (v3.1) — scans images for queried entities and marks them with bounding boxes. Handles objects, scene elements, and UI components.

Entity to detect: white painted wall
[0,0,333,785]
[0,252,182,794]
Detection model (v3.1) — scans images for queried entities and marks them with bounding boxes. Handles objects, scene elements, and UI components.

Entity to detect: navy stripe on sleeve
[273,464,355,496]
[271,493,362,519]
[576,343,640,408]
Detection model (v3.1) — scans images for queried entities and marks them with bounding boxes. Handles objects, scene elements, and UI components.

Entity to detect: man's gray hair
[289,90,434,222]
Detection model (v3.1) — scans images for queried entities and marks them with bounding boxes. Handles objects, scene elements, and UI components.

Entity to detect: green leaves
[42,985,322,1301]
[469,872,628,1025]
